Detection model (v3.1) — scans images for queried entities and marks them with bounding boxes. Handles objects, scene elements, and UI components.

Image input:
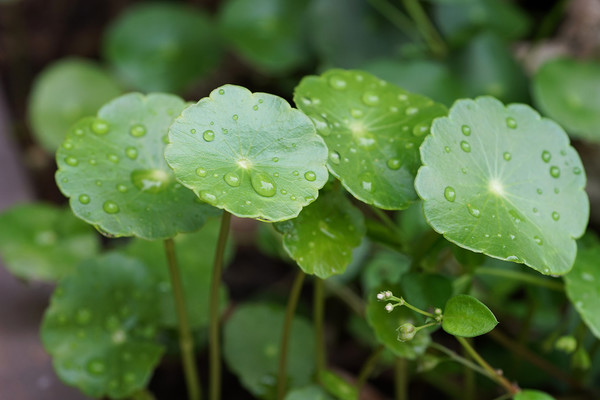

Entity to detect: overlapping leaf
[442,294,498,337]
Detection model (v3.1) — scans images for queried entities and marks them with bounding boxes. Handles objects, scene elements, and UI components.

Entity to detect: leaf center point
[488,178,505,197]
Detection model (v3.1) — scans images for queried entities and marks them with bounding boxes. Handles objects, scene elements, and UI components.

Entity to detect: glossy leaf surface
[295,69,447,209]
[532,58,600,142]
[274,190,365,279]
[442,294,498,337]
[415,96,589,275]
[103,3,222,93]
[28,58,121,152]
[223,303,315,398]
[166,85,328,221]
[56,93,219,240]
[0,203,99,282]
[41,253,163,398]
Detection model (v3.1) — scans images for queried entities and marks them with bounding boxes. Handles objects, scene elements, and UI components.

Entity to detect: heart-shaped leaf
[514,390,556,400]
[285,385,334,400]
[532,58,600,142]
[56,93,219,240]
[165,84,328,221]
[564,234,600,339]
[442,294,498,337]
[274,190,365,279]
[28,58,121,152]
[366,285,431,359]
[415,96,589,275]
[223,302,315,398]
[218,0,309,73]
[0,203,99,282]
[124,218,233,329]
[41,253,164,398]
[103,3,222,93]
[294,69,447,210]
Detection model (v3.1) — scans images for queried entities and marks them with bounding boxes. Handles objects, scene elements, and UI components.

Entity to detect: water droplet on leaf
[131,169,170,193]
[506,117,517,129]
[460,141,471,152]
[251,173,276,197]
[550,166,560,178]
[224,172,241,187]
[304,171,316,181]
[444,186,456,202]
[79,194,90,204]
[542,150,551,163]
[203,130,215,142]
[387,158,401,170]
[129,124,146,137]
[461,125,471,136]
[91,119,109,135]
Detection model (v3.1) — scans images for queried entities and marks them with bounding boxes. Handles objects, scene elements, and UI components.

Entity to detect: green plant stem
[209,211,232,400]
[276,271,306,400]
[401,0,447,58]
[356,345,384,393]
[456,336,518,395]
[394,358,408,400]
[164,238,201,400]
[429,342,490,378]
[463,339,476,400]
[314,278,326,376]
[474,267,564,291]
[367,0,420,41]
[389,296,435,318]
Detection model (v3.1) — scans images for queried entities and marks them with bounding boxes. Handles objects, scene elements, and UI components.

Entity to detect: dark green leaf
[442,294,498,337]
[41,253,164,398]
[28,58,121,152]
[56,93,219,240]
[361,251,410,293]
[415,96,589,275]
[295,69,447,209]
[0,203,99,282]
[400,272,452,311]
[165,85,328,221]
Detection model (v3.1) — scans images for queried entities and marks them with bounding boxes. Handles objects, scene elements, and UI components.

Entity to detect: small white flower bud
[384,290,393,299]
[377,292,385,301]
[385,303,394,312]
[434,308,442,315]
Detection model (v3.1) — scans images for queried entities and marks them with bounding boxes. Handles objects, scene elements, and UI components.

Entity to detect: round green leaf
[223,302,315,398]
[56,93,219,240]
[0,203,99,282]
[165,84,328,221]
[415,96,589,275]
[218,0,308,73]
[514,390,556,400]
[285,385,334,400]
[361,251,410,293]
[41,253,164,398]
[532,58,600,142]
[294,69,447,210]
[564,234,600,339]
[442,294,498,337]
[366,284,431,359]
[319,370,358,400]
[28,58,121,152]
[274,190,365,279]
[103,3,222,93]
[124,218,233,329]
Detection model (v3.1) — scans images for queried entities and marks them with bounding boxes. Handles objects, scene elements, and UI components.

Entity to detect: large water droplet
[329,151,341,164]
[541,150,551,163]
[131,169,170,193]
[329,75,347,89]
[125,147,138,160]
[251,173,276,197]
[224,172,241,187]
[196,168,207,177]
[461,125,471,136]
[467,204,480,218]
[87,360,106,375]
[304,171,316,181]
[552,211,560,221]
[361,92,379,106]
[65,156,78,166]
[129,124,146,137]
[359,172,375,193]
[203,130,215,142]
[79,194,90,204]
[460,141,471,153]
[503,152,511,161]
[103,201,120,214]
[550,166,560,178]
[387,158,401,170]
[444,186,456,202]
[91,119,109,135]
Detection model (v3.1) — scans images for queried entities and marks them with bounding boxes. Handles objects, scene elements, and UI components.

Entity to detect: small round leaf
[41,253,164,398]
[442,294,498,337]
[532,58,600,142]
[56,93,219,240]
[223,302,315,397]
[415,96,589,275]
[103,3,222,93]
[0,203,99,282]
[28,58,121,152]
[274,190,366,279]
[294,69,447,209]
[165,84,328,221]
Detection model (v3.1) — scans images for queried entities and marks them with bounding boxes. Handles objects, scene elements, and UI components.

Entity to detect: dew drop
[272,157,279,162]
[361,92,380,106]
[89,159,97,166]
[541,150,551,163]
[203,130,215,142]
[125,147,138,160]
[131,169,170,193]
[405,107,418,115]
[224,172,241,187]
[129,124,146,137]
[190,129,196,134]
[509,209,522,223]
[412,122,429,137]
[251,173,276,197]
[573,166,582,175]
[232,114,239,121]
[218,88,225,95]
[329,151,341,164]
[387,158,401,170]
[292,170,299,176]
[258,99,264,104]
[329,75,347,89]
[196,168,207,177]
[304,171,316,181]
[503,152,511,161]
[79,194,90,204]
[444,146,451,153]
[461,125,471,136]
[107,154,119,163]
[253,105,259,111]
[103,201,120,214]
[74,128,84,136]
[467,204,480,218]
[116,184,128,193]
[200,191,217,205]
[550,166,560,178]
[162,134,169,144]
[552,211,560,221]
[506,117,517,129]
[280,189,287,195]
[460,141,471,153]
[359,172,375,193]
[63,141,73,150]
[95,180,102,186]
[312,115,331,136]
[91,119,109,135]
[444,186,456,202]
[65,156,78,166]
[534,236,543,245]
